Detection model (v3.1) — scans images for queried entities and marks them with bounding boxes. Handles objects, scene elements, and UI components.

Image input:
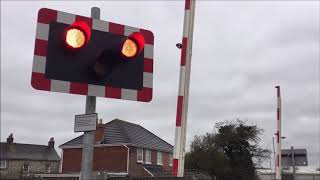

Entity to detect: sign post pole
[80,7,100,180]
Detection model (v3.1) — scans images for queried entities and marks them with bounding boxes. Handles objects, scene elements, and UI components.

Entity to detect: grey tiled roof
[60,119,173,153]
[0,143,60,161]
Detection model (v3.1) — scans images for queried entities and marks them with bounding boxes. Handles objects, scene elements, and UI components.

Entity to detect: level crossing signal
[31,8,154,102]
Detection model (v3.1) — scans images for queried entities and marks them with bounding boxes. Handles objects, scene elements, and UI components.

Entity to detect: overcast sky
[1,1,319,170]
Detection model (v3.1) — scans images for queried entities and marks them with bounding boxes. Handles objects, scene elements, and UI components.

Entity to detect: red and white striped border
[31,8,154,102]
[173,0,192,177]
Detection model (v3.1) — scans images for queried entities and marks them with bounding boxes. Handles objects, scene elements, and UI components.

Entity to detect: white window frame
[137,148,143,163]
[0,160,7,169]
[145,150,151,164]
[169,154,173,166]
[157,151,163,165]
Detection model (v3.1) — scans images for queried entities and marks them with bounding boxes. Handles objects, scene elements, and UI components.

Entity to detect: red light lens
[121,32,145,58]
[122,39,138,58]
[65,21,91,49]
[66,28,86,48]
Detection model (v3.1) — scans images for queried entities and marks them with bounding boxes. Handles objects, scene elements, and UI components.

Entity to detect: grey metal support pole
[80,7,100,180]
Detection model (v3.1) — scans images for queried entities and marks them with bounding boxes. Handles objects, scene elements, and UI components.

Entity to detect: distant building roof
[281,148,307,155]
[60,119,173,153]
[0,143,60,161]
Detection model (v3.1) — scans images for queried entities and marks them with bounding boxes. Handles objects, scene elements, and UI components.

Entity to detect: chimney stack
[48,137,55,148]
[7,133,14,145]
[95,119,105,143]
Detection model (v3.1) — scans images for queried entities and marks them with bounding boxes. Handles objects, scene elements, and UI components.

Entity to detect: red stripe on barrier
[277,108,280,120]
[137,87,152,102]
[180,37,187,66]
[140,29,154,45]
[144,58,153,73]
[34,39,48,57]
[109,22,125,35]
[172,159,179,176]
[38,8,57,24]
[176,96,183,126]
[31,72,51,91]
[70,82,88,95]
[185,0,191,10]
[105,87,121,99]
[75,15,93,27]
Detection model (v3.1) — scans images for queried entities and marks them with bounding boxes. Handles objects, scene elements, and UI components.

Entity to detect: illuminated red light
[122,39,138,58]
[66,28,86,48]
[121,32,145,58]
[65,21,91,49]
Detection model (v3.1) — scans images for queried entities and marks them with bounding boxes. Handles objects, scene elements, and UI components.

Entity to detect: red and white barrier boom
[275,86,282,180]
[172,0,196,177]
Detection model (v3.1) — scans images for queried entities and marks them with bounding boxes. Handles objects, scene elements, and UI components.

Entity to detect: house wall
[61,148,83,173]
[162,152,170,171]
[150,149,172,171]
[93,146,127,172]
[61,145,173,177]
[62,146,127,173]
[128,147,151,177]
[128,147,173,177]
[0,160,59,179]
[151,150,157,165]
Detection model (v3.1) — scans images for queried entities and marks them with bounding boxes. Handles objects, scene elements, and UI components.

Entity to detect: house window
[145,150,151,164]
[23,163,29,173]
[0,160,7,169]
[45,164,51,173]
[137,148,143,163]
[157,151,163,165]
[169,154,173,166]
